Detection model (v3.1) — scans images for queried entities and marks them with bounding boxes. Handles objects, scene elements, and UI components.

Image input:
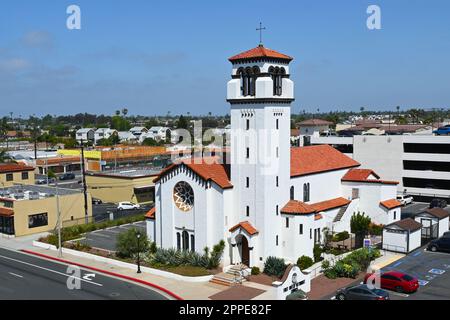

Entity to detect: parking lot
[381,247,450,300]
[401,202,433,219]
[92,202,151,222]
[82,220,147,252]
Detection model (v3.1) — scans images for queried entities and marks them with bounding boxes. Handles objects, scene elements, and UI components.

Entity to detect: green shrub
[147,240,225,270]
[116,228,149,259]
[332,231,350,242]
[369,223,383,236]
[313,244,323,262]
[297,255,314,271]
[321,260,330,270]
[264,256,287,278]
[251,266,261,276]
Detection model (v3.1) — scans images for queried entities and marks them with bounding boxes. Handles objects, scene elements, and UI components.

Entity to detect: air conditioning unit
[28,191,40,200]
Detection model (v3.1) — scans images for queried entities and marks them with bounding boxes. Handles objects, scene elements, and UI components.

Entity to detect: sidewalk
[23,245,276,300]
[368,250,405,272]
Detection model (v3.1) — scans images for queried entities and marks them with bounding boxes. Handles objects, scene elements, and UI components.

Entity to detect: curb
[21,249,183,300]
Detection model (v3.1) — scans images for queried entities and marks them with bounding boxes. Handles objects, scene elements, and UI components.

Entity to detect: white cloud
[21,31,53,49]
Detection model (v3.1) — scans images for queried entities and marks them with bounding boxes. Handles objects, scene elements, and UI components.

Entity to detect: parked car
[117,202,140,211]
[59,172,76,181]
[36,177,56,185]
[429,199,447,209]
[364,271,419,293]
[428,236,450,253]
[442,231,450,238]
[433,126,450,136]
[397,195,414,206]
[92,198,103,205]
[336,284,390,300]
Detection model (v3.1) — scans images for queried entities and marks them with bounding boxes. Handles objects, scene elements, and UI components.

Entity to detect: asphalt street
[83,221,147,252]
[0,247,167,300]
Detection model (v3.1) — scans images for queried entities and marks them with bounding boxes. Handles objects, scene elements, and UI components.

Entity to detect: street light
[136,232,142,274]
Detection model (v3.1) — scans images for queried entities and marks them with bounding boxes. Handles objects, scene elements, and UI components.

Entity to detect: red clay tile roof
[342,169,380,181]
[311,197,351,212]
[380,199,403,210]
[291,145,360,178]
[229,45,293,62]
[229,221,259,236]
[0,163,35,173]
[315,214,323,221]
[154,157,232,189]
[386,218,422,232]
[342,168,398,185]
[0,207,14,217]
[145,207,155,219]
[281,200,316,215]
[297,119,334,126]
[423,208,450,220]
[282,197,351,216]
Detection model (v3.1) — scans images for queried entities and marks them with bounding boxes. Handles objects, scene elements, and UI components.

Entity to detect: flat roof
[0,184,82,201]
[88,168,162,178]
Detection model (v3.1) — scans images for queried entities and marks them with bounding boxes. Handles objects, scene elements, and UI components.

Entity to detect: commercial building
[0,163,35,187]
[0,185,92,237]
[306,135,450,202]
[57,145,166,172]
[86,168,160,204]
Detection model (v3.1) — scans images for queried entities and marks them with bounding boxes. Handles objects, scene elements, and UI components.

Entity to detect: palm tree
[115,110,121,116]
[122,108,128,116]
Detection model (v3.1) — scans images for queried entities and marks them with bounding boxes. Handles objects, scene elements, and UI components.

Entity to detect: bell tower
[227,44,295,264]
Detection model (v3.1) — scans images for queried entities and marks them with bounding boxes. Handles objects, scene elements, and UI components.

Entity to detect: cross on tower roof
[256,22,266,46]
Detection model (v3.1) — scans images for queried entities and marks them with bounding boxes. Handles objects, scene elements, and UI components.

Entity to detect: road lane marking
[89,232,111,238]
[8,272,23,278]
[393,261,402,268]
[0,254,103,287]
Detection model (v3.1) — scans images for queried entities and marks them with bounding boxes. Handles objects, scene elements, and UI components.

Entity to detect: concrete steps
[209,265,248,287]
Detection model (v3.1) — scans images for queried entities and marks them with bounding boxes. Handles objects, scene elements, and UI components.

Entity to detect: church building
[146,44,400,270]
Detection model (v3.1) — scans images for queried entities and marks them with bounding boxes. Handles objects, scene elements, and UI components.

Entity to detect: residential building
[94,128,118,145]
[0,163,35,187]
[129,127,148,139]
[75,128,95,144]
[297,119,333,137]
[0,185,92,237]
[118,131,139,143]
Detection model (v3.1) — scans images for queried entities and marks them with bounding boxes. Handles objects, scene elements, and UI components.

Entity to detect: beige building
[0,185,92,237]
[86,169,160,205]
[0,163,35,187]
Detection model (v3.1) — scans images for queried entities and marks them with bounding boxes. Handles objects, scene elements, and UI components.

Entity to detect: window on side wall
[22,172,29,180]
[28,213,48,229]
[6,173,13,182]
[299,224,303,235]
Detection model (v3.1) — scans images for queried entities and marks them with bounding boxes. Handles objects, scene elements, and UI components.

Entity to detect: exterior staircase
[209,264,248,287]
[333,205,349,222]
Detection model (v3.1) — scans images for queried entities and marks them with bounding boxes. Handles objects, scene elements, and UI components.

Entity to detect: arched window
[303,183,310,202]
[182,231,189,251]
[176,232,181,250]
[269,66,283,96]
[238,66,259,97]
[290,186,295,200]
[190,234,195,252]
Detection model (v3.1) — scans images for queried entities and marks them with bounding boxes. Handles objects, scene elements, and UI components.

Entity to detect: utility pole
[80,139,89,224]
[56,180,62,257]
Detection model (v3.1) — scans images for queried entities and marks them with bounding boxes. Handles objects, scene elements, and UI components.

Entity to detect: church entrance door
[241,236,250,267]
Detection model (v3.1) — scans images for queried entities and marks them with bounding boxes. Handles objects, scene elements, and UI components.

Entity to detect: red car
[364,271,419,293]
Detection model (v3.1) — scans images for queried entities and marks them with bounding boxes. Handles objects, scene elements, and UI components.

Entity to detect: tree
[0,149,11,163]
[176,115,189,130]
[122,108,128,117]
[142,137,160,146]
[116,228,149,259]
[111,116,131,131]
[351,212,371,249]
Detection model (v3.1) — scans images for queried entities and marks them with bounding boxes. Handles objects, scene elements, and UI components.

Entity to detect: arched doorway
[240,236,250,266]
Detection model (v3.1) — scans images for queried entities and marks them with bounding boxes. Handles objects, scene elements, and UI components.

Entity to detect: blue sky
[1,0,449,117]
